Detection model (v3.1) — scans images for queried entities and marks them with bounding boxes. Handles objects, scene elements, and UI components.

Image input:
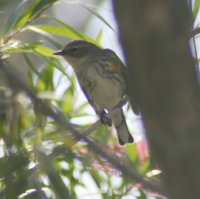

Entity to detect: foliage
[0,0,198,198]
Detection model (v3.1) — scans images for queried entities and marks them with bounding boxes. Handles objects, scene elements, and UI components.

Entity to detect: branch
[80,96,129,138]
[35,146,71,198]
[2,3,55,44]
[190,27,200,37]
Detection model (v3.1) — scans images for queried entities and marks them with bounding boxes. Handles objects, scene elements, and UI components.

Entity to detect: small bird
[54,40,137,145]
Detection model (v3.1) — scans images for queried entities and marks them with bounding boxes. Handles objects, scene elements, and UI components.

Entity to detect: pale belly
[76,66,125,111]
[90,76,124,110]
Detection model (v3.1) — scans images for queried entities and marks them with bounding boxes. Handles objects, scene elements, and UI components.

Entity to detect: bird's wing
[77,76,100,115]
[103,48,126,76]
[103,48,139,115]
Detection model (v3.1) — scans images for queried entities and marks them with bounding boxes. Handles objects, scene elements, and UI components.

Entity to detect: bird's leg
[99,110,112,127]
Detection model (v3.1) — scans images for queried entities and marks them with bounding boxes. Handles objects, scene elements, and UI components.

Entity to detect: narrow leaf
[34,45,56,57]
[35,148,71,199]
[2,0,29,38]
[23,53,41,78]
[27,25,62,49]
[49,17,97,43]
[14,0,57,30]
[2,41,44,53]
[96,29,104,44]
[31,0,57,17]
[193,0,200,19]
[82,5,114,31]
[37,54,74,85]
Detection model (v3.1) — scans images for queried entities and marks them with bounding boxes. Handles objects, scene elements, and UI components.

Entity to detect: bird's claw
[100,111,112,127]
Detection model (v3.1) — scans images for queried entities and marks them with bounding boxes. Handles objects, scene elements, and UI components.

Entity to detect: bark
[113,1,200,199]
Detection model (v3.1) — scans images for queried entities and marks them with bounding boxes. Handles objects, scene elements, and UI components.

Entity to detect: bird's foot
[99,111,112,127]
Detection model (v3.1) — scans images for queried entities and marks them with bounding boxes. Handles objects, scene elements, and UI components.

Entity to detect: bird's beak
[53,50,64,56]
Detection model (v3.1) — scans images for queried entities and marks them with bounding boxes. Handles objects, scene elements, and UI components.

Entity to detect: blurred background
[2,0,198,198]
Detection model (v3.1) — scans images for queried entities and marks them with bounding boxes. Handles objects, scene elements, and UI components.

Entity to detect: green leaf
[74,102,89,113]
[36,54,75,87]
[49,17,98,43]
[61,92,75,113]
[193,0,200,19]
[2,0,30,38]
[23,53,41,78]
[2,41,44,53]
[13,1,38,30]
[96,29,104,44]
[27,25,62,49]
[0,153,29,178]
[14,0,57,30]
[137,189,147,199]
[34,45,56,57]
[28,69,34,89]
[34,25,85,38]
[31,0,57,16]
[1,40,57,58]
[90,170,102,189]
[138,159,150,174]
[41,61,54,91]
[126,143,139,163]
[35,148,71,199]
[81,5,114,31]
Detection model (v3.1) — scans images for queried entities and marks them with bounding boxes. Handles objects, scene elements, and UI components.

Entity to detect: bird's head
[54,40,101,68]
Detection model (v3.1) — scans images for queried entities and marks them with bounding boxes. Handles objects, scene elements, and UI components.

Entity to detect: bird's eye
[68,47,79,54]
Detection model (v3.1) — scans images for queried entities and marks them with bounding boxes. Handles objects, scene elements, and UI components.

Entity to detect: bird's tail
[112,108,134,146]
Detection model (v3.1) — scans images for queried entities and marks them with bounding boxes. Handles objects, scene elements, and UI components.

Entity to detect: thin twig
[81,96,129,137]
[2,3,54,44]
[190,27,200,37]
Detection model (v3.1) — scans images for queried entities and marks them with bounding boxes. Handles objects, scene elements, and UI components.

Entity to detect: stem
[2,3,54,44]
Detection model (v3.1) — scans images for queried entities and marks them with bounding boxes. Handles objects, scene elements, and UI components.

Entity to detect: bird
[54,40,137,145]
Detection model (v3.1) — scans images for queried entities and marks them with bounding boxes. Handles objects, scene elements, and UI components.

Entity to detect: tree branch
[190,27,200,37]
[80,96,129,138]
[113,1,200,199]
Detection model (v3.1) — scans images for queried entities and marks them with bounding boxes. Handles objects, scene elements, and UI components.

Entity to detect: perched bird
[54,40,137,145]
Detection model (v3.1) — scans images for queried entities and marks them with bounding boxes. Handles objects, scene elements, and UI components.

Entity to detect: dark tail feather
[112,108,134,146]
[117,129,134,146]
